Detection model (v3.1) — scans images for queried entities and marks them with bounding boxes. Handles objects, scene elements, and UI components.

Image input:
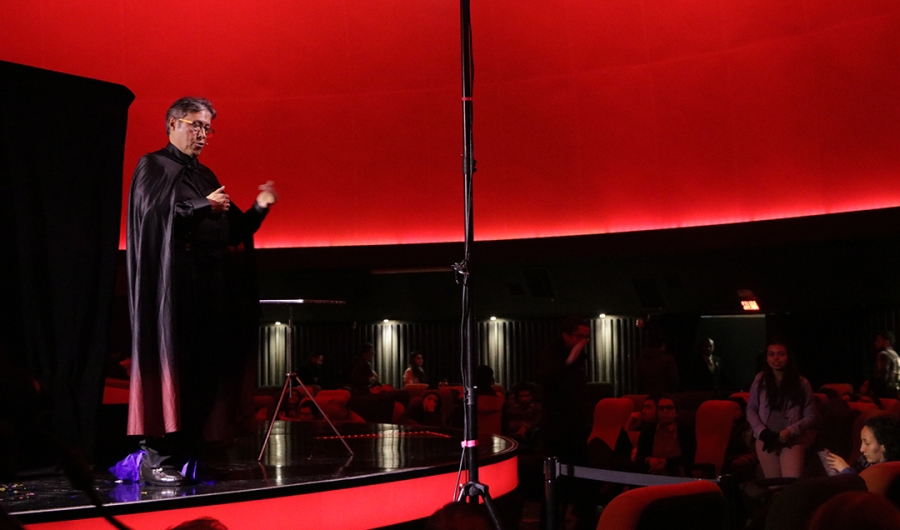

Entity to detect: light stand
[451,1,501,528]
[256,300,353,461]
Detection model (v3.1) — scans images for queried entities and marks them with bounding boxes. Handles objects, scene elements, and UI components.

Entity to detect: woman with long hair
[403,351,427,386]
[746,335,816,478]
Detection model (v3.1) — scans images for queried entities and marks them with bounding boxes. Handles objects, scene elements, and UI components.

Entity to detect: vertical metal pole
[459,0,479,490]
[544,457,559,530]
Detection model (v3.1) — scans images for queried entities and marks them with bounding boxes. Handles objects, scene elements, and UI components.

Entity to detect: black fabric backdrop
[0,60,133,463]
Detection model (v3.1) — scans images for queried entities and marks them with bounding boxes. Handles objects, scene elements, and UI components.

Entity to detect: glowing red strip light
[315,430,452,441]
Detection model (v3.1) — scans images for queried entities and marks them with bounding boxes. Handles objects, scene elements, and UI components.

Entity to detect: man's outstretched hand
[257,180,278,208]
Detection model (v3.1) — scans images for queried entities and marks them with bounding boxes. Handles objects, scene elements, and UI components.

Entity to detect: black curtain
[0,61,134,464]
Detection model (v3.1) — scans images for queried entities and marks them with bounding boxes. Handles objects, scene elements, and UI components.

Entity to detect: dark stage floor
[3,422,518,529]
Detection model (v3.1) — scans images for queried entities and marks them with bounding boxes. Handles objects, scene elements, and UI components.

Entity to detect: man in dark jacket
[127,97,277,484]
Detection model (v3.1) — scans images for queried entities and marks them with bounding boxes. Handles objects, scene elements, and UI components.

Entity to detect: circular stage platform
[4,422,518,529]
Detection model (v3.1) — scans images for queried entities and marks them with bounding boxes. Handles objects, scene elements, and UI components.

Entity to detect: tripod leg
[456,482,503,530]
[294,376,354,456]
[257,373,294,461]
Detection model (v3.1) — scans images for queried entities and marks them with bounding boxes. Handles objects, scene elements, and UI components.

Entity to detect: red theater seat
[595,480,726,530]
[860,461,900,506]
[588,398,634,450]
[821,383,854,398]
[690,400,741,477]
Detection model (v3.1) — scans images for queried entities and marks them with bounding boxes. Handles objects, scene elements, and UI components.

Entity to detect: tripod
[257,300,353,461]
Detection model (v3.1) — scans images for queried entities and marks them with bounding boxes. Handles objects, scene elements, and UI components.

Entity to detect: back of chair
[596,480,726,530]
[587,397,634,450]
[694,400,741,476]
[316,389,351,402]
[764,474,867,530]
[403,383,428,399]
[821,383,854,398]
[729,392,750,406]
[881,398,900,414]
[848,401,879,414]
[621,394,649,412]
[860,461,900,506]
[477,394,505,439]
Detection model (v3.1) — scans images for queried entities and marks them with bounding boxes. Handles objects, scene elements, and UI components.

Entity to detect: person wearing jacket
[747,336,816,478]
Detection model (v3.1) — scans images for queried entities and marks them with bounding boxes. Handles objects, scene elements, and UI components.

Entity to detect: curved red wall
[2,0,899,248]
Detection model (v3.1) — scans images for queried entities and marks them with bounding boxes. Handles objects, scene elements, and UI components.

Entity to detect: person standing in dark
[127,97,278,484]
[349,343,379,395]
[682,337,724,394]
[537,316,596,529]
[538,316,591,460]
[870,331,900,399]
[636,330,678,394]
[297,353,327,387]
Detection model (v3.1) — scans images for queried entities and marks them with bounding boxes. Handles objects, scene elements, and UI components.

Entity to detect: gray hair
[165,97,216,134]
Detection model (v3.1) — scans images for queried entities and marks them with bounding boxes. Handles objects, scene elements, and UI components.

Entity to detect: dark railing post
[544,457,559,530]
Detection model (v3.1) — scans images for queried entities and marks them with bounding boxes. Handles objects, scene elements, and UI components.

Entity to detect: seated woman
[634,395,696,476]
[405,391,446,428]
[825,415,900,474]
[403,352,427,386]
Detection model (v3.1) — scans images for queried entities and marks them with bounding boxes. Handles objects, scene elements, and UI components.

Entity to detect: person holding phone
[825,415,900,474]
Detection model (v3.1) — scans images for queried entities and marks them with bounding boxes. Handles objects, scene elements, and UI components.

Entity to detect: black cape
[126,144,264,436]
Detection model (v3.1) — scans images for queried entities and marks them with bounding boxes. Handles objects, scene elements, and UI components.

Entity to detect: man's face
[168,109,212,157]
[701,339,714,356]
[876,335,889,351]
[312,355,323,366]
[516,390,533,407]
[563,325,591,350]
[641,399,657,423]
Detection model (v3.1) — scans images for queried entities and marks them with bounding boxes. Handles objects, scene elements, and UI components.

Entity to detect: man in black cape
[126,97,277,484]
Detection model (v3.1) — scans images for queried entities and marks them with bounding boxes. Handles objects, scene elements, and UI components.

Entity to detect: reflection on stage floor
[4,422,518,529]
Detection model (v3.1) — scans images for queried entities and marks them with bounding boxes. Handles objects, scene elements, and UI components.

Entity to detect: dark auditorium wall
[0,1,898,249]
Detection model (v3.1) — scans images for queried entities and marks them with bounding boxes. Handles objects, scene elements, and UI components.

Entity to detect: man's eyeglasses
[178,118,215,135]
[657,405,676,412]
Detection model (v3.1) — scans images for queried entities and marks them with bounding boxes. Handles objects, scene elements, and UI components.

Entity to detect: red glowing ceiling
[1,1,899,248]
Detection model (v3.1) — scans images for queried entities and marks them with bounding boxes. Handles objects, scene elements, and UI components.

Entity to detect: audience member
[277,389,303,420]
[682,337,724,394]
[349,343,379,395]
[624,395,659,432]
[475,365,500,397]
[403,351,427,386]
[297,353,328,387]
[634,395,696,476]
[504,383,542,444]
[635,330,678,394]
[868,331,900,399]
[747,335,816,478]
[536,316,595,530]
[295,398,320,421]
[825,415,900,474]
[405,391,446,428]
[806,491,900,530]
